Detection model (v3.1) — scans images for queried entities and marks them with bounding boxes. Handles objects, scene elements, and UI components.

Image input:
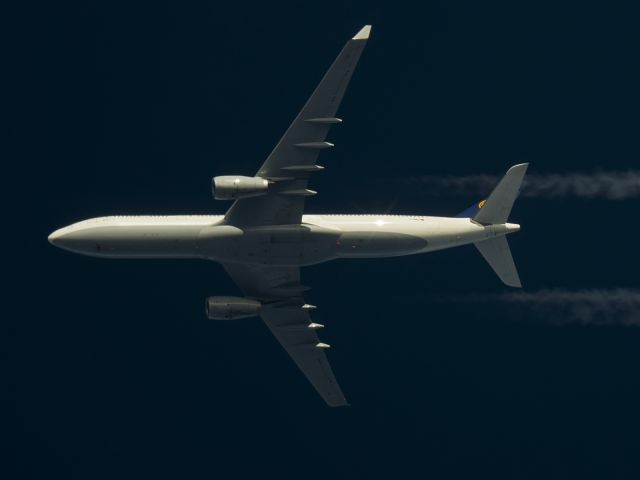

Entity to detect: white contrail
[404,171,640,199]
[432,289,640,326]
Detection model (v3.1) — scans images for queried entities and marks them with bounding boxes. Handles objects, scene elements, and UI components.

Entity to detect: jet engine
[205,296,261,320]
[212,176,269,200]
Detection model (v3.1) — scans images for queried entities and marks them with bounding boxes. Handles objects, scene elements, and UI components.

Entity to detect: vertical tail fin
[473,163,528,225]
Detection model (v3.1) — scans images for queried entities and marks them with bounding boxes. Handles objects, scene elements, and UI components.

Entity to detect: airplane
[49,25,528,407]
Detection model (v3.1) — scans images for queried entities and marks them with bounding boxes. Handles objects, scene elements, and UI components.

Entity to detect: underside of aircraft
[49,25,527,407]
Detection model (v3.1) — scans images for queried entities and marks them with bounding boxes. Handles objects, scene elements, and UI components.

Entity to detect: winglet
[353,25,372,40]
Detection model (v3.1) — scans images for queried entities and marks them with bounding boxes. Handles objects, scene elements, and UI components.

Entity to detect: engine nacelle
[205,296,261,320]
[212,176,269,200]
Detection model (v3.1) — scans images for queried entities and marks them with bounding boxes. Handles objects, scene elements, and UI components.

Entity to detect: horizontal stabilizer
[474,236,522,288]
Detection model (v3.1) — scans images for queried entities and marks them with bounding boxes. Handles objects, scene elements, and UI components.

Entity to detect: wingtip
[352,25,372,40]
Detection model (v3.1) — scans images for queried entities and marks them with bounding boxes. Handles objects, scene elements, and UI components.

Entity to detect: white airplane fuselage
[47,26,531,407]
[49,215,520,266]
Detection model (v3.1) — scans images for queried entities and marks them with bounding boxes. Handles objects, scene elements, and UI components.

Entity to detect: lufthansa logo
[478,199,487,208]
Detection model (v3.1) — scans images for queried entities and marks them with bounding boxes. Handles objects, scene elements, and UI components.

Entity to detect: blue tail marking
[455,199,487,218]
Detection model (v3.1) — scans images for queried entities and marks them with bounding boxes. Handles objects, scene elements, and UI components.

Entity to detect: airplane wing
[223,25,371,227]
[222,263,348,407]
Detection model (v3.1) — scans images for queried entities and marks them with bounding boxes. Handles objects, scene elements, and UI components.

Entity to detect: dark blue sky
[8,1,640,478]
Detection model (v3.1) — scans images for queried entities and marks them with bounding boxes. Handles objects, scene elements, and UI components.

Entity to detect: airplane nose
[48,224,106,255]
[48,228,65,247]
[48,227,79,251]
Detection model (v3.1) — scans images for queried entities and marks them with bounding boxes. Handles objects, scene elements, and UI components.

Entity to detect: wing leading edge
[223,25,371,227]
